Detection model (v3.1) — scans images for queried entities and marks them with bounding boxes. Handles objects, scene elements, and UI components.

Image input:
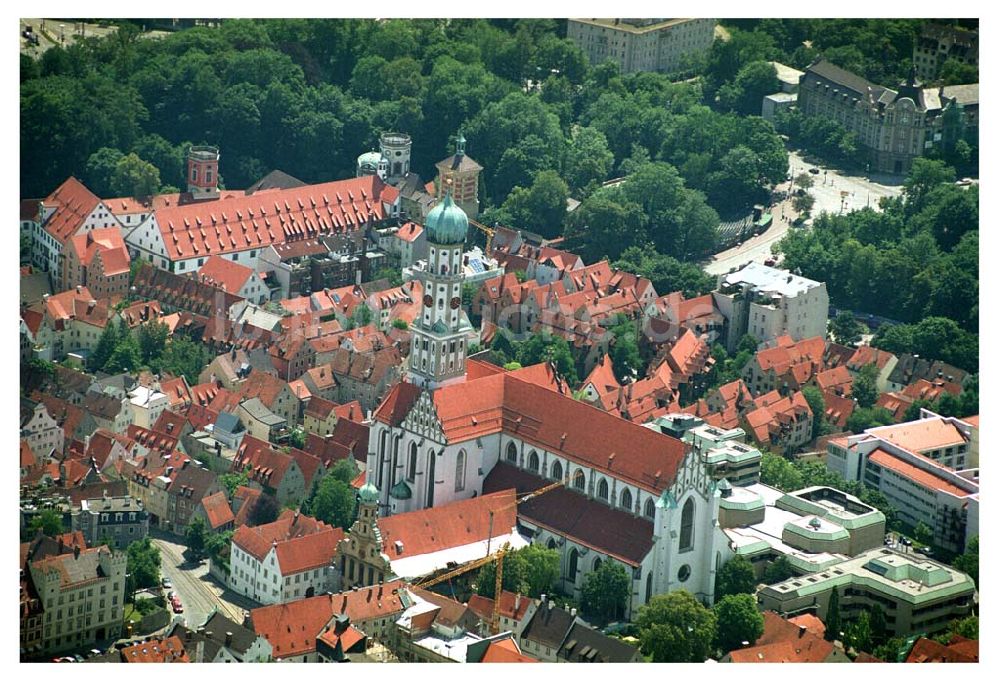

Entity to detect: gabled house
[196,254,269,305]
[229,510,345,605]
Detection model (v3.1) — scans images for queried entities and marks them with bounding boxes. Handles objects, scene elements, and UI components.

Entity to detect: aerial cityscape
[19,16,979,664]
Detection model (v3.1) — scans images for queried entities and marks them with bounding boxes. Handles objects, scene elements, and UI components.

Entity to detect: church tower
[338,482,391,589]
[407,191,471,389]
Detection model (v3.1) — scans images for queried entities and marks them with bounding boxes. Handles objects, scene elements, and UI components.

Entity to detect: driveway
[151,533,256,629]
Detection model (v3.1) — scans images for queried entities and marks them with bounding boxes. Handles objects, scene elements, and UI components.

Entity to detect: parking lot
[787,150,904,217]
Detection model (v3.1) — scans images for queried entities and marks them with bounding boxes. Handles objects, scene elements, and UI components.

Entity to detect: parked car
[900,537,912,547]
[172,602,184,614]
[808,167,820,175]
[161,577,172,589]
[920,546,933,556]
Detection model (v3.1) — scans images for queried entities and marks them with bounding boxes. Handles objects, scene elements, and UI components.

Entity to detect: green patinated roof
[425,192,468,245]
[359,482,379,503]
[390,479,412,500]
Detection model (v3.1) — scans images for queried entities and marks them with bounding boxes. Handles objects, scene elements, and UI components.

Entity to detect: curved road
[704,150,903,276]
[152,534,252,629]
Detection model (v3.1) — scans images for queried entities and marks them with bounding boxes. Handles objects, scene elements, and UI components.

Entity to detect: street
[703,149,904,277]
[151,533,255,630]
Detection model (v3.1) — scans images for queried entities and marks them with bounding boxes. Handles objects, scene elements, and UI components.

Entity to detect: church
[363,191,730,615]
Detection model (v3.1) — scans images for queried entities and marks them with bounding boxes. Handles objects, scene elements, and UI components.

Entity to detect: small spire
[455,132,466,157]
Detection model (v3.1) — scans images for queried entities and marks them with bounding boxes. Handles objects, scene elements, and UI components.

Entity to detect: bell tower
[187,145,220,199]
[407,191,470,390]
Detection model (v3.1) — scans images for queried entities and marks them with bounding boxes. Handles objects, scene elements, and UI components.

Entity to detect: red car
[172,602,184,614]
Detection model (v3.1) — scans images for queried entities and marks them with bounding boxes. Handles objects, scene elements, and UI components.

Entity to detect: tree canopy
[715,554,757,598]
[637,590,717,662]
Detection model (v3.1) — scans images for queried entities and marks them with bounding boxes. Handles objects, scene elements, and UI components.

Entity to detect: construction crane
[413,479,565,633]
[468,218,496,255]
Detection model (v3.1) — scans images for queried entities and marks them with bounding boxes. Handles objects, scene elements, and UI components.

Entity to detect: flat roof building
[713,262,829,353]
[757,547,976,638]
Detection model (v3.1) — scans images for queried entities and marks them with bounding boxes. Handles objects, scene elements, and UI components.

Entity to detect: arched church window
[573,470,585,491]
[645,572,653,603]
[528,451,539,473]
[506,442,518,464]
[407,442,418,482]
[593,557,603,572]
[597,478,609,501]
[679,498,695,552]
[644,498,655,519]
[551,460,563,481]
[568,548,579,583]
[621,488,632,511]
[455,450,466,492]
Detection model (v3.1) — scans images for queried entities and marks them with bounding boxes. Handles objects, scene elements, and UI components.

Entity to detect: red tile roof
[901,378,962,403]
[250,580,407,658]
[68,227,130,273]
[868,448,971,497]
[378,490,517,559]
[729,611,837,663]
[847,345,895,372]
[433,373,687,493]
[467,589,532,624]
[275,526,345,575]
[232,509,342,575]
[815,365,853,394]
[869,418,968,454]
[232,485,263,527]
[41,177,102,243]
[197,254,256,294]
[583,354,621,396]
[822,390,856,428]
[481,638,538,662]
[153,175,396,261]
[396,221,424,243]
[906,635,978,663]
[122,636,190,663]
[199,490,235,530]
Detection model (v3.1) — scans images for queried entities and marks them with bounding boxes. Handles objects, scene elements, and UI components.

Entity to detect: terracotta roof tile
[905,636,978,663]
[121,635,191,663]
[869,418,968,454]
[378,490,518,559]
[199,491,235,529]
[250,580,407,658]
[868,448,971,497]
[197,254,256,294]
[41,177,103,243]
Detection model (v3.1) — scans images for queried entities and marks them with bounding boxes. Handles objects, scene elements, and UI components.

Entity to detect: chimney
[540,594,546,604]
[76,285,82,293]
[514,593,522,612]
[548,600,554,612]
[570,607,577,618]
[798,626,806,638]
[225,632,233,647]
[74,545,81,559]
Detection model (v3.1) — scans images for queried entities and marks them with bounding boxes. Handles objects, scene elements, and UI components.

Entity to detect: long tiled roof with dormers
[153,175,396,261]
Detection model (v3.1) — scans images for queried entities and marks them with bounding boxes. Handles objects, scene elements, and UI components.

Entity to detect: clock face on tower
[423,294,433,308]
[450,297,461,309]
